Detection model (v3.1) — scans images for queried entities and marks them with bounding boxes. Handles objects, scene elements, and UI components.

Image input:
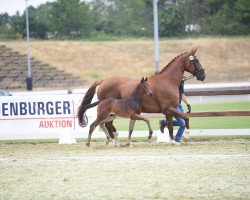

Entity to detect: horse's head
[184,48,206,81]
[140,77,153,97]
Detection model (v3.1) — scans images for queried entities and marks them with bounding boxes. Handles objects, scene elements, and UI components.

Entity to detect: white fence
[1,82,250,140]
[0,92,97,140]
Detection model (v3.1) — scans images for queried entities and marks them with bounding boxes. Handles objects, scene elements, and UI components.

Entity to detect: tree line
[0,0,249,40]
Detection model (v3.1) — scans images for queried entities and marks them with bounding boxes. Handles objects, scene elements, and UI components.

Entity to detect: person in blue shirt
[159,80,191,145]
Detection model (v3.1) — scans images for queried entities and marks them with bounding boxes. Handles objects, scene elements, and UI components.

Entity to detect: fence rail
[142,111,250,118]
[141,85,250,118]
[185,84,250,96]
[161,85,250,117]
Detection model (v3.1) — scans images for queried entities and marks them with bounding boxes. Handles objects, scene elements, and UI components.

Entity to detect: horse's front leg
[128,119,136,147]
[131,114,153,141]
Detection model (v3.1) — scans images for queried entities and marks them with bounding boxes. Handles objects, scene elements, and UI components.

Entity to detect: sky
[0,0,55,16]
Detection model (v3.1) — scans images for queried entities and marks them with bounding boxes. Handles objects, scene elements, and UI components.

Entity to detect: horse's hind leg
[166,115,174,140]
[105,119,120,147]
[87,110,108,146]
[183,118,190,141]
[185,118,190,129]
[128,119,136,147]
[105,116,119,139]
[99,123,111,145]
[166,107,189,141]
[111,123,119,140]
[105,121,117,139]
[87,121,98,147]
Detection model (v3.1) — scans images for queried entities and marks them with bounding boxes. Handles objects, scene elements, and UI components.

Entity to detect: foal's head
[184,48,206,81]
[139,77,153,97]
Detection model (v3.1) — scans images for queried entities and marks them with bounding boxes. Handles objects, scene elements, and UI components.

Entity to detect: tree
[197,0,250,35]
[90,0,153,37]
[2,0,249,39]
[89,0,115,35]
[49,0,92,37]
[0,13,16,39]
[11,4,50,39]
[234,0,250,34]
[158,0,185,37]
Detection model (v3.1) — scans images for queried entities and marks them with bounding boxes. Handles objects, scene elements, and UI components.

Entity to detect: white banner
[0,94,98,140]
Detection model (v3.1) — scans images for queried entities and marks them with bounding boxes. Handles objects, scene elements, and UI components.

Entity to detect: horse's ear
[141,77,144,82]
[145,77,148,81]
[190,47,197,55]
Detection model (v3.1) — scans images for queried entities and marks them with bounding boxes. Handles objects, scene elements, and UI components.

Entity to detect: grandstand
[0,45,86,90]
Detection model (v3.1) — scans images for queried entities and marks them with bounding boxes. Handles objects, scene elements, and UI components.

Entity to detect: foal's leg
[99,123,111,145]
[103,115,119,147]
[105,121,119,140]
[99,114,116,145]
[87,121,98,147]
[128,119,136,147]
[131,114,153,141]
[87,107,110,146]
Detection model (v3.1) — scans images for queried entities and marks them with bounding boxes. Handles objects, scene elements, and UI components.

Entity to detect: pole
[25,0,32,91]
[153,0,159,73]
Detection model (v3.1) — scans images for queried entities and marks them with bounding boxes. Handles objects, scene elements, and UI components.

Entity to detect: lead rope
[183,74,195,81]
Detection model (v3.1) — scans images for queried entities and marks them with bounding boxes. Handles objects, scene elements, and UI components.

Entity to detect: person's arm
[182,94,191,113]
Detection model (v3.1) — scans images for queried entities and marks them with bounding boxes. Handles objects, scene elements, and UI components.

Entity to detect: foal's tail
[77,80,103,126]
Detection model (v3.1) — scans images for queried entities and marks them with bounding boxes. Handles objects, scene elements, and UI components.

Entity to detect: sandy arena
[0,139,249,200]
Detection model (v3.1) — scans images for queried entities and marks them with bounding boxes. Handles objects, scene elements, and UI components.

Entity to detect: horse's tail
[77,80,103,126]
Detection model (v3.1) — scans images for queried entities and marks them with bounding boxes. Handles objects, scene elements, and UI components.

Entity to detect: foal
[86,77,153,147]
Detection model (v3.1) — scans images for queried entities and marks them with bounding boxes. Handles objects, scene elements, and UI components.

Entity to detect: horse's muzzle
[196,70,206,81]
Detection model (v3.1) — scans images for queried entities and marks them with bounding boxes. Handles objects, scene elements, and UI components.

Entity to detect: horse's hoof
[113,142,120,147]
[182,136,188,142]
[126,143,133,148]
[86,143,90,147]
[114,132,119,139]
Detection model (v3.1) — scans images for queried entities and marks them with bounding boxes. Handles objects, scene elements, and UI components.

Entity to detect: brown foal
[86,77,153,147]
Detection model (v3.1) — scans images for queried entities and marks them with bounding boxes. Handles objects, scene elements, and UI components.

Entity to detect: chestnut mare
[78,48,206,141]
[85,77,153,147]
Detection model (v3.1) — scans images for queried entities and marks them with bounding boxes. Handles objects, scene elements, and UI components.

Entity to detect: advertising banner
[0,94,98,140]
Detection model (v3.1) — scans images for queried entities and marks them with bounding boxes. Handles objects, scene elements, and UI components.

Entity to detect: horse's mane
[154,52,187,75]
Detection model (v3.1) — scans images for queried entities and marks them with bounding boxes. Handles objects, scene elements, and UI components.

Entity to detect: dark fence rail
[141,86,250,118]
[142,111,250,118]
[185,85,250,96]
